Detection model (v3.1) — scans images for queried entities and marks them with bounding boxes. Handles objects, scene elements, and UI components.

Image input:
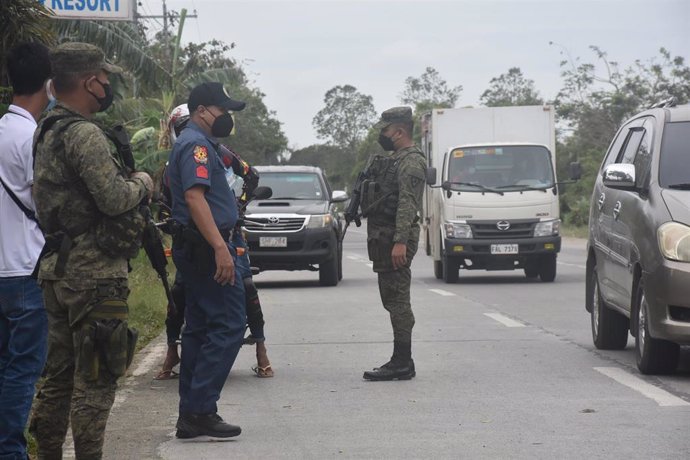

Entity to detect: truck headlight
[444,222,472,239]
[658,222,690,262]
[307,214,332,228]
[534,219,560,237]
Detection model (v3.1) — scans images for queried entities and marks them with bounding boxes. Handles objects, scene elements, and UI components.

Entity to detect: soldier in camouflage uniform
[29,43,153,459]
[362,107,427,381]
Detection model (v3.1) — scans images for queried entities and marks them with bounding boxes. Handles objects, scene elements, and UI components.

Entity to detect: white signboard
[38,0,135,21]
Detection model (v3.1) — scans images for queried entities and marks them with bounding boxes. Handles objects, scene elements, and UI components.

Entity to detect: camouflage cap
[374,106,413,129]
[50,42,122,76]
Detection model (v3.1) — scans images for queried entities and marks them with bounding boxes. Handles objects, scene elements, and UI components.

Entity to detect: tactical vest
[34,115,144,276]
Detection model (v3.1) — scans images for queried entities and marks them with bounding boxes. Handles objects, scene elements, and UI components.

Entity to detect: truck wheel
[319,255,339,287]
[590,265,628,350]
[635,279,679,374]
[524,262,538,279]
[433,260,443,279]
[442,255,459,283]
[538,254,557,282]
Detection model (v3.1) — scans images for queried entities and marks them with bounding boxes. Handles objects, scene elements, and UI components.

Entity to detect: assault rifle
[108,125,177,315]
[342,169,367,240]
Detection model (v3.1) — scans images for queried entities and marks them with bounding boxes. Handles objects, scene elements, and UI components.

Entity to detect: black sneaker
[176,413,241,439]
[363,359,416,381]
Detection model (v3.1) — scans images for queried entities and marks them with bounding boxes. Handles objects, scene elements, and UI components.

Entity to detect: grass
[127,249,172,351]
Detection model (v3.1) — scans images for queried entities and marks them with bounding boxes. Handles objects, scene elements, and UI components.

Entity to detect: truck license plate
[491,244,518,255]
[259,236,287,248]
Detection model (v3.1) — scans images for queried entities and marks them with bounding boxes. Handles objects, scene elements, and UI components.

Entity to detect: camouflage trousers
[30,278,129,460]
[368,226,418,343]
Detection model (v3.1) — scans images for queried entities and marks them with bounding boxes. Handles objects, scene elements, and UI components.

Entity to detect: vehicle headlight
[534,219,560,237]
[444,222,472,239]
[658,222,690,262]
[307,214,332,228]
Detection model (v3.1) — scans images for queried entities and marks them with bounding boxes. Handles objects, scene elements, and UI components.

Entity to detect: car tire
[337,240,343,281]
[538,254,557,282]
[442,254,459,283]
[590,265,628,350]
[319,253,339,287]
[433,260,443,279]
[634,279,679,375]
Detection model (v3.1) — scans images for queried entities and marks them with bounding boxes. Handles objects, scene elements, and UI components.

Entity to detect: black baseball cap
[187,82,246,112]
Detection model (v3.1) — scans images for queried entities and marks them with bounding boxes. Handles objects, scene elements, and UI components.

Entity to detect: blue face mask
[45,79,57,112]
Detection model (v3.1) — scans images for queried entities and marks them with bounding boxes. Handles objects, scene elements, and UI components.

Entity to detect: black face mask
[378,132,395,151]
[86,78,114,112]
[209,111,234,138]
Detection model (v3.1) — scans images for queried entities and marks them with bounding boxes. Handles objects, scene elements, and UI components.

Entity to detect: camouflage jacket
[32,104,148,279]
[368,145,426,244]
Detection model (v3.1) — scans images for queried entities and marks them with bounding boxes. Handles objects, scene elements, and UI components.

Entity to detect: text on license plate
[259,236,287,248]
[491,244,518,255]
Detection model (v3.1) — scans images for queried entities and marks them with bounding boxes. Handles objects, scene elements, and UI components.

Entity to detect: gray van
[586,100,690,374]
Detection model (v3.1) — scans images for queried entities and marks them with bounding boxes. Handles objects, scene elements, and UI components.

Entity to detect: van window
[618,128,645,165]
[659,121,690,188]
[632,119,653,188]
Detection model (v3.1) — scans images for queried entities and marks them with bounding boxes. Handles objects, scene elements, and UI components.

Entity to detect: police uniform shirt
[167,121,238,231]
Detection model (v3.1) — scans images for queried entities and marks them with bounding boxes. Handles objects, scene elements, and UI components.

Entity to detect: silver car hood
[246,199,328,215]
[661,189,690,226]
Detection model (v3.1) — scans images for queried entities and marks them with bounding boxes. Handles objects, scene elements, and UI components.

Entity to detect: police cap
[188,82,246,112]
[50,42,122,75]
[374,106,413,130]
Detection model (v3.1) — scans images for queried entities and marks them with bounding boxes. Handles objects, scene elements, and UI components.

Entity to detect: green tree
[480,67,543,106]
[288,144,354,189]
[399,66,462,114]
[312,85,377,150]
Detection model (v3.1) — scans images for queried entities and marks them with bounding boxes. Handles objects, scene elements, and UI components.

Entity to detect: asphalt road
[101,229,690,459]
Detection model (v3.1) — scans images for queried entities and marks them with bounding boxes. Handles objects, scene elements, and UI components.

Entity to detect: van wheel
[539,254,557,282]
[442,255,459,283]
[433,260,443,279]
[635,279,679,374]
[590,265,628,350]
[319,255,339,286]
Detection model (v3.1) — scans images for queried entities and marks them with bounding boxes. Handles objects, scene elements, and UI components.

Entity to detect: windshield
[446,145,554,192]
[258,172,325,200]
[659,121,690,189]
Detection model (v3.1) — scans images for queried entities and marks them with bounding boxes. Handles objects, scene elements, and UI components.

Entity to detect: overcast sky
[148,0,689,149]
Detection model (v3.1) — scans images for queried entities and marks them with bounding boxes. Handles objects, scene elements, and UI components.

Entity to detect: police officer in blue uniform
[166,82,246,439]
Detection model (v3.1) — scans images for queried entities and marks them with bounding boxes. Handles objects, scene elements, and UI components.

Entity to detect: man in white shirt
[0,41,52,460]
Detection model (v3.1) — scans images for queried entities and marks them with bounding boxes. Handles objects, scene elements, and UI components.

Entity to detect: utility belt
[74,289,138,382]
[171,221,237,270]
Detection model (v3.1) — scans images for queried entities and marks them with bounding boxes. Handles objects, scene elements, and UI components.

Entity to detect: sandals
[154,369,179,380]
[252,364,274,378]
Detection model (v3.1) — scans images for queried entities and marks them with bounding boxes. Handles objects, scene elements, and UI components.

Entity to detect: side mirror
[252,186,272,200]
[426,167,437,186]
[602,164,636,190]
[331,190,349,203]
[569,161,582,181]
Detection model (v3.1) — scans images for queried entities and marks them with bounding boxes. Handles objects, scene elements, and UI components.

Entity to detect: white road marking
[366,263,373,268]
[558,261,586,270]
[484,312,526,328]
[347,255,360,260]
[594,367,690,407]
[429,288,456,297]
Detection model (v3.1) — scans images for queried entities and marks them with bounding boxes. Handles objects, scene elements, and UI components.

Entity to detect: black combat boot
[363,341,415,381]
[176,412,242,439]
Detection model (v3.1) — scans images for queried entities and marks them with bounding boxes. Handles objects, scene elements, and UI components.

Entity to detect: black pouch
[182,226,213,270]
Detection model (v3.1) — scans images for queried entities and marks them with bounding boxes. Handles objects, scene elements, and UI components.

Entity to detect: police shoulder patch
[193,145,208,164]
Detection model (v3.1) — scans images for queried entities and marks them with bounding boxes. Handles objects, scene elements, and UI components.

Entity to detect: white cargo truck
[421,105,579,283]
